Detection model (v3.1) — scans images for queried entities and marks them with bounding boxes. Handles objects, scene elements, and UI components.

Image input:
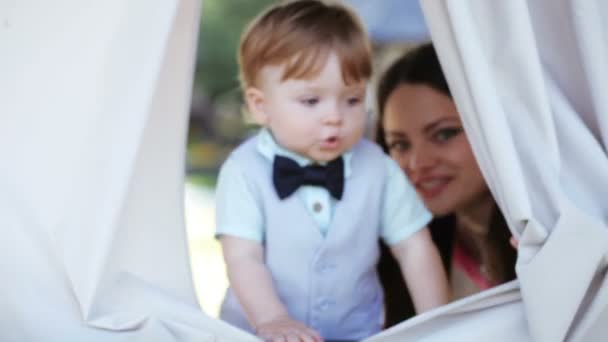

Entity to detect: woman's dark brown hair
[375,43,517,327]
[375,43,450,153]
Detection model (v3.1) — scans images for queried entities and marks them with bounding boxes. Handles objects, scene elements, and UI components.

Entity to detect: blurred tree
[188,0,275,175]
[197,0,275,100]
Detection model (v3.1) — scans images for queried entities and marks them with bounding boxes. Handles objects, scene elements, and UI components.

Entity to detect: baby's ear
[244,87,268,125]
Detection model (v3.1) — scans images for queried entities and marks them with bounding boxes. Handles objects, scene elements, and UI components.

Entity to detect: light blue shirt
[215,128,431,245]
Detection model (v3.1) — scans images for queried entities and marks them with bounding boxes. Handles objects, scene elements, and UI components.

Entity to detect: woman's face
[382,84,489,216]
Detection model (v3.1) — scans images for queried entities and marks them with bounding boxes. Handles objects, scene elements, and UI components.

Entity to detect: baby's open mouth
[320,136,340,149]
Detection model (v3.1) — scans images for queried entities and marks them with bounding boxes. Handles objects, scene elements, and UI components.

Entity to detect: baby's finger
[259,332,282,342]
[270,335,286,342]
[285,333,300,342]
[296,332,316,342]
[301,328,323,342]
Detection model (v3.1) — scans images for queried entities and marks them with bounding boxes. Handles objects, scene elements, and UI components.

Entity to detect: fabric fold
[365,0,608,340]
[1,0,259,340]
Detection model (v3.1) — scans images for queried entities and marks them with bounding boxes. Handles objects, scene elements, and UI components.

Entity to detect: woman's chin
[425,201,455,218]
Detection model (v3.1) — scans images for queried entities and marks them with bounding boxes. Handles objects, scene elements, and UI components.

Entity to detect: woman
[375,43,517,327]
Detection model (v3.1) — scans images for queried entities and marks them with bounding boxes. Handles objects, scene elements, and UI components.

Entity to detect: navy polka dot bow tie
[272,155,344,200]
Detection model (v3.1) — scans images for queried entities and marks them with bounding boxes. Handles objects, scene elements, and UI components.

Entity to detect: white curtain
[0,1,257,341]
[367,1,608,341]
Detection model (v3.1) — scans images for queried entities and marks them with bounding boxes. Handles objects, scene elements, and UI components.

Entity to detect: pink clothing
[452,242,494,290]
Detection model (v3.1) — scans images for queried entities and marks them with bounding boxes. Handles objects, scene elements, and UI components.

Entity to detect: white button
[318,299,334,311]
[318,264,334,274]
[313,202,323,213]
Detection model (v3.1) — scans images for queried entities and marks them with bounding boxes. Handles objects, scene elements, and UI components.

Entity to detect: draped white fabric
[367,1,608,341]
[364,281,529,342]
[0,1,257,341]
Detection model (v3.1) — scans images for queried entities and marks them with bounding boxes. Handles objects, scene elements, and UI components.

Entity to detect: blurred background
[184,0,430,317]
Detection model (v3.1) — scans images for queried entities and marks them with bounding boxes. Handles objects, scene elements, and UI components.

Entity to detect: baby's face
[252,53,367,162]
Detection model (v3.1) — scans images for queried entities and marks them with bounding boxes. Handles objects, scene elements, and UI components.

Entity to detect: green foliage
[197,0,275,99]
[187,172,218,188]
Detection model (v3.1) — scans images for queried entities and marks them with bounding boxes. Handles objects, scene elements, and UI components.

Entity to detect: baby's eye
[300,97,319,106]
[433,127,462,143]
[346,96,362,106]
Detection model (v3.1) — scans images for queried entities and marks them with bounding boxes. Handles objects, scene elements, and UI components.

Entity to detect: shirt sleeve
[380,156,433,246]
[214,155,264,242]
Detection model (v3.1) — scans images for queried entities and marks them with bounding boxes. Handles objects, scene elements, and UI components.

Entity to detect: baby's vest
[220,137,387,340]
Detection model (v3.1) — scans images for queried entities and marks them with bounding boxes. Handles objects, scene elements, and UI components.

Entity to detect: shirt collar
[256,128,353,178]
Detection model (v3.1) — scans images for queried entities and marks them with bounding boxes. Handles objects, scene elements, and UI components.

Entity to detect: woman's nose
[406,145,437,174]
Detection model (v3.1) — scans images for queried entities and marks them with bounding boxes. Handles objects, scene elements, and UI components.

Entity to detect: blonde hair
[238,0,372,89]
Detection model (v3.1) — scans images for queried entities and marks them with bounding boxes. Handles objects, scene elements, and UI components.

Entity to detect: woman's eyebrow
[423,117,460,133]
[384,131,408,139]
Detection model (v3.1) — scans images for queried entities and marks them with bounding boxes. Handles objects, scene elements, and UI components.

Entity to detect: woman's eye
[387,140,410,152]
[434,127,462,143]
[300,97,319,106]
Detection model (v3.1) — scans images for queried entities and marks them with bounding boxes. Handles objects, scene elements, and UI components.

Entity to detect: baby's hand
[255,315,323,342]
